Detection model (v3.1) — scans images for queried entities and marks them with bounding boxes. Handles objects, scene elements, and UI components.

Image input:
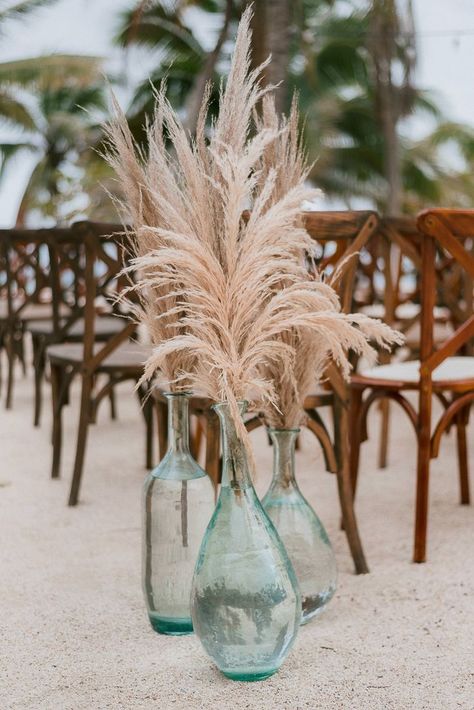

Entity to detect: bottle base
[148,613,193,636]
[222,669,278,682]
[301,590,335,625]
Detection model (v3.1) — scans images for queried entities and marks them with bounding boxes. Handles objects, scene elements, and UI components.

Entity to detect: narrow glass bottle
[191,402,301,681]
[262,428,337,624]
[143,392,215,635]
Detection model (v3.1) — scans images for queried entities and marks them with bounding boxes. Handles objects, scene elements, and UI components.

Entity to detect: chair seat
[0,301,71,321]
[304,388,334,408]
[47,341,152,374]
[20,302,71,322]
[360,303,450,322]
[403,321,454,350]
[28,315,124,340]
[353,356,474,392]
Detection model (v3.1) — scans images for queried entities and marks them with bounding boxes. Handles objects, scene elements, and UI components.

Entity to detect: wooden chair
[154,211,380,574]
[0,229,66,409]
[26,228,125,427]
[350,209,474,563]
[45,221,153,506]
[357,216,466,469]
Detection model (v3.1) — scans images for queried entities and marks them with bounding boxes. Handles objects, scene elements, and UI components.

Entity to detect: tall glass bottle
[262,428,337,624]
[143,392,215,635]
[191,402,301,682]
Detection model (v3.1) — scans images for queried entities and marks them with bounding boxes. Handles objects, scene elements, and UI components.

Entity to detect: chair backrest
[0,229,48,321]
[68,221,136,369]
[301,210,379,313]
[360,215,472,352]
[416,209,474,374]
[297,210,379,402]
[355,216,422,324]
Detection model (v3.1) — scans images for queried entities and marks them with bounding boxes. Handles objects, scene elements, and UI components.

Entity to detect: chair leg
[145,397,154,470]
[5,332,15,410]
[413,443,431,563]
[455,409,470,505]
[378,399,390,469]
[349,388,364,498]
[32,336,46,427]
[50,363,64,479]
[334,396,369,574]
[68,373,93,506]
[155,398,168,461]
[205,411,221,493]
[413,388,432,564]
[109,382,117,421]
[18,329,27,376]
[190,415,204,461]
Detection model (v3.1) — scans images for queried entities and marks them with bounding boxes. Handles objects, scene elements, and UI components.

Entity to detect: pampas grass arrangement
[104,6,401,445]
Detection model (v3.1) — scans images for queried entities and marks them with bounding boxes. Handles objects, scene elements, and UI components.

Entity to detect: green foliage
[0,1,115,223]
[0,54,104,89]
[12,80,115,225]
[116,0,474,213]
[0,0,57,28]
[1,0,474,224]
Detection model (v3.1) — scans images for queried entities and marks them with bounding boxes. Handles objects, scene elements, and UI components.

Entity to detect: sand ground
[1,366,473,710]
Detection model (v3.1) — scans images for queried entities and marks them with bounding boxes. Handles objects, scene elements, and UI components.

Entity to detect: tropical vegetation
[0,0,473,225]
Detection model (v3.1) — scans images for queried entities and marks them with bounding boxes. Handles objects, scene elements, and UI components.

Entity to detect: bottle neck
[213,401,252,489]
[269,428,299,491]
[165,392,190,454]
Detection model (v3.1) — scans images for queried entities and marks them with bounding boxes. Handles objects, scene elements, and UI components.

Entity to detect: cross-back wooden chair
[361,216,458,346]
[350,208,474,563]
[0,229,64,409]
[358,216,469,468]
[154,210,380,574]
[45,221,154,506]
[26,227,127,427]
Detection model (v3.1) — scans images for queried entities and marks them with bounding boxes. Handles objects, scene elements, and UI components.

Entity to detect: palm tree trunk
[369,0,402,215]
[183,0,234,134]
[264,0,292,114]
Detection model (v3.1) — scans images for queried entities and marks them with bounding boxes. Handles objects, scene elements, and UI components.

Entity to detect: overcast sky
[0,0,473,226]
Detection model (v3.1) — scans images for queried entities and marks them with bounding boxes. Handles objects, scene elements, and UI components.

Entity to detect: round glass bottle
[191,402,301,681]
[262,428,337,624]
[143,392,215,635]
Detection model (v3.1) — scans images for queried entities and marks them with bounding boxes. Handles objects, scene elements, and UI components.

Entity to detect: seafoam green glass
[262,428,337,624]
[191,402,301,682]
[143,392,215,635]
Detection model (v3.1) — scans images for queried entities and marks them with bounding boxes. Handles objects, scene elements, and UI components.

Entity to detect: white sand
[1,369,473,709]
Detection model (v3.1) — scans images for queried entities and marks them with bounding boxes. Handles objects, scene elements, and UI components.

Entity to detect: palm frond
[0,140,34,177]
[0,88,36,130]
[0,0,57,27]
[0,55,103,89]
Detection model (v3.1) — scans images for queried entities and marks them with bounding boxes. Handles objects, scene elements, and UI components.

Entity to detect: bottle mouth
[268,427,301,434]
[163,390,193,398]
[212,400,248,415]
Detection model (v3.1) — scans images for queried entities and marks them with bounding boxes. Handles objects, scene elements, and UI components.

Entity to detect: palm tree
[0,1,62,132]
[0,2,119,223]
[297,1,474,211]
[116,0,474,212]
[5,78,116,226]
[115,0,237,134]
